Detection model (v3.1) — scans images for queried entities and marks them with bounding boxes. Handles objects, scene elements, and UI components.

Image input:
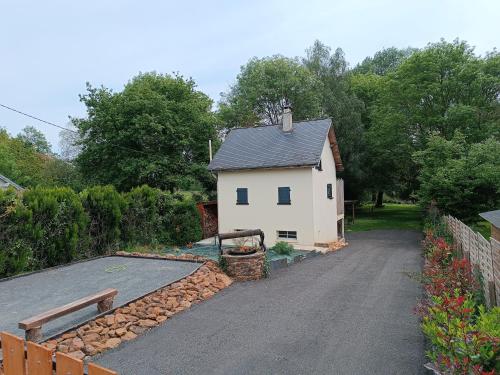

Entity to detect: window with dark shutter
[327,183,333,199]
[277,187,291,205]
[236,188,248,204]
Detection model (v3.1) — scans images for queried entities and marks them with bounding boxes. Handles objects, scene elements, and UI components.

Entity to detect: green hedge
[0,184,202,278]
[81,185,126,256]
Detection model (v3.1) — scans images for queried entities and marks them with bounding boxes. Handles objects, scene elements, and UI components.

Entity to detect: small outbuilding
[0,174,23,191]
[479,210,500,241]
[208,107,345,249]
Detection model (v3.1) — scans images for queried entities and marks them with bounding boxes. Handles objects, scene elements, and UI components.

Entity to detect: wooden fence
[444,215,500,307]
[0,332,117,375]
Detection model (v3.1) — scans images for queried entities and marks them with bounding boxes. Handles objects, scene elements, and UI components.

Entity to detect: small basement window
[236,188,248,205]
[277,187,291,205]
[277,230,297,240]
[327,183,333,199]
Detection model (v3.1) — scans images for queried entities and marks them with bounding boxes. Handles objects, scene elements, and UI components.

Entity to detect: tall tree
[73,72,218,192]
[353,47,416,75]
[16,126,52,154]
[303,41,365,197]
[219,56,322,128]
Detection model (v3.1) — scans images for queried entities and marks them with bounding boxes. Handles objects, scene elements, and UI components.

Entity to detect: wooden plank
[88,363,118,375]
[1,332,26,375]
[56,352,83,375]
[26,341,52,375]
[19,288,118,330]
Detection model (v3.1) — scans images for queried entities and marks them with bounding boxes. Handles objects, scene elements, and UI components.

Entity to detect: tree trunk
[375,191,384,208]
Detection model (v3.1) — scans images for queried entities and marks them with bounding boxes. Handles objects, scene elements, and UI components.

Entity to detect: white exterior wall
[312,139,338,244]
[217,168,315,248]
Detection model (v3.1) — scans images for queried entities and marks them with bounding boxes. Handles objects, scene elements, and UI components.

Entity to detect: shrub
[121,185,172,245]
[80,185,126,256]
[0,188,32,277]
[22,186,88,268]
[422,292,499,374]
[271,241,294,255]
[169,198,202,246]
[419,217,499,374]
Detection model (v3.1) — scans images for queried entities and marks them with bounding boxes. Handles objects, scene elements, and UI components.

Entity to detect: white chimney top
[282,105,293,132]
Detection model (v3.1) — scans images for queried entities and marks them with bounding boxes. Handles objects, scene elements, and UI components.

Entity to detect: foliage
[414,133,500,221]
[419,220,499,374]
[271,241,294,255]
[74,72,219,192]
[422,292,499,374]
[219,55,322,127]
[1,183,205,278]
[169,198,202,246]
[22,186,89,268]
[0,128,84,190]
[16,126,52,154]
[302,41,366,196]
[121,185,173,245]
[351,39,499,205]
[0,188,32,277]
[80,185,126,256]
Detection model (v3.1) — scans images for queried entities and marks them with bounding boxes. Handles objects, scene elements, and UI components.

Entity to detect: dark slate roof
[208,119,332,171]
[479,210,500,228]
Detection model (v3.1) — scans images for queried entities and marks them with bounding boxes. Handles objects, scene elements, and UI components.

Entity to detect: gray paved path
[0,256,200,338]
[96,230,425,375]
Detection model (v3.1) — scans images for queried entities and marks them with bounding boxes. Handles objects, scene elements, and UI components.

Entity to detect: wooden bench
[18,288,118,342]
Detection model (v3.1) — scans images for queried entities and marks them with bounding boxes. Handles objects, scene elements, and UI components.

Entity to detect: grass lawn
[471,220,491,239]
[346,203,423,232]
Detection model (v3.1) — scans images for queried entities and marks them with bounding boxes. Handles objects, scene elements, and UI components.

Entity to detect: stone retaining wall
[222,251,265,281]
[41,256,232,360]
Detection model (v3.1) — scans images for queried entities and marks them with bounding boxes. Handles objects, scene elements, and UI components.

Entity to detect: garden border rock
[40,253,232,360]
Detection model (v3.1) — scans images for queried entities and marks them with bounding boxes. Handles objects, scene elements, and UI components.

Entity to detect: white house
[208,108,345,249]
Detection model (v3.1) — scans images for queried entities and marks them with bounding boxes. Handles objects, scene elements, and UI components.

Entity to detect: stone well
[222,251,265,281]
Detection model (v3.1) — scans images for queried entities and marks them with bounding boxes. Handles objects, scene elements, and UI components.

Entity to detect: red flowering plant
[419,218,499,374]
[422,291,499,374]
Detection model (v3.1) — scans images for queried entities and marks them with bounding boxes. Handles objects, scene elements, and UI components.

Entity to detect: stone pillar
[222,251,265,281]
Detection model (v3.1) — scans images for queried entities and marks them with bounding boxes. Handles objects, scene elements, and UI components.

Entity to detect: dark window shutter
[236,188,248,204]
[327,183,333,199]
[278,187,291,204]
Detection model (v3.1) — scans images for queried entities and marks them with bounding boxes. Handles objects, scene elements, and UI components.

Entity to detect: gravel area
[95,230,425,375]
[0,256,200,338]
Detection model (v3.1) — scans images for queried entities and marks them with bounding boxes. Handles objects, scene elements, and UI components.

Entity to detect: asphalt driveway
[96,230,425,375]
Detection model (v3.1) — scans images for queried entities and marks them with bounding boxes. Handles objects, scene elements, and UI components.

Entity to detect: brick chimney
[282,104,293,132]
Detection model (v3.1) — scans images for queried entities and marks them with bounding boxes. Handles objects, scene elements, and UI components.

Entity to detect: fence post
[0,332,26,375]
[26,341,52,375]
[55,352,84,375]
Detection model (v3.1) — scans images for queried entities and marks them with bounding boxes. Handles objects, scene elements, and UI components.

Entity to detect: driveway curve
[96,230,425,375]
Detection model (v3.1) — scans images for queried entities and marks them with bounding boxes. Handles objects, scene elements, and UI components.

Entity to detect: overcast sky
[1,0,499,152]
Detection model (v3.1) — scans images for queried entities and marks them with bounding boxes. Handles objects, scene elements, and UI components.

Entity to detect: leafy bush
[81,185,126,256]
[415,134,500,222]
[169,198,202,246]
[419,219,499,374]
[22,186,88,268]
[422,292,499,373]
[0,188,32,277]
[121,185,172,245]
[271,241,294,255]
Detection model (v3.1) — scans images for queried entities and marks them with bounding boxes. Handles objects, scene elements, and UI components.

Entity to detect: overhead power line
[0,102,151,156]
[0,103,76,133]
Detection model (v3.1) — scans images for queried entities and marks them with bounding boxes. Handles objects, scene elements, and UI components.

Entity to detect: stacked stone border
[40,253,232,361]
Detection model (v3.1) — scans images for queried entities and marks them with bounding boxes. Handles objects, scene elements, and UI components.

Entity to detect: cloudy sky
[1,0,499,152]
